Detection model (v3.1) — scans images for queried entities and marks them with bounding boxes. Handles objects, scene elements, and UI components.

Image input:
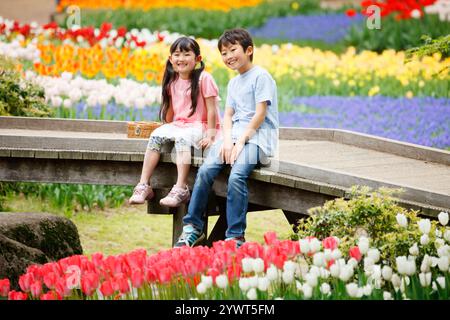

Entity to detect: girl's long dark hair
[160,37,205,122]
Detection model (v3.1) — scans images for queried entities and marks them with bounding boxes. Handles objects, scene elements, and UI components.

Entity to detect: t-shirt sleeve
[255,73,274,106]
[225,80,236,111]
[201,72,219,98]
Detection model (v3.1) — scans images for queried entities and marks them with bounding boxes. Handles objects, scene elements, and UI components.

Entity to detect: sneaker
[174,224,205,248]
[128,183,154,205]
[159,184,190,207]
[225,236,246,248]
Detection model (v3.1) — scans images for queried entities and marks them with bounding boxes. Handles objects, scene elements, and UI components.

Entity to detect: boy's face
[220,42,253,73]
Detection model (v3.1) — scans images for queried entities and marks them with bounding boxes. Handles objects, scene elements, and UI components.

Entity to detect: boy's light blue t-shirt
[225,65,279,157]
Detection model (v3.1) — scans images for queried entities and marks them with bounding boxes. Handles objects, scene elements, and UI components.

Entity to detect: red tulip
[100,280,115,297]
[346,9,357,17]
[81,273,99,296]
[8,291,28,300]
[40,291,61,300]
[349,246,362,262]
[0,279,10,297]
[43,272,58,290]
[264,231,278,246]
[131,269,144,288]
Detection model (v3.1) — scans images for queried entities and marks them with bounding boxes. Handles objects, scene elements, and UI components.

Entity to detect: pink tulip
[264,232,278,246]
[19,273,34,292]
[322,236,339,250]
[100,280,115,297]
[30,280,42,298]
[43,272,58,290]
[131,269,144,288]
[40,291,60,300]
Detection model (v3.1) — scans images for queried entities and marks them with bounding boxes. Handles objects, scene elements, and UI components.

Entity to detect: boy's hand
[220,140,233,164]
[230,140,245,165]
[199,136,214,149]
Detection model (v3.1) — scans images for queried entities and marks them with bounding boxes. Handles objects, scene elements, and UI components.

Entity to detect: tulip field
[0,0,449,301]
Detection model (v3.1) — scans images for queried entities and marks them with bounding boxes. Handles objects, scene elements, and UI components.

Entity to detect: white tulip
[320,283,331,295]
[347,258,358,269]
[362,284,372,296]
[358,237,370,255]
[436,229,442,238]
[63,99,72,109]
[266,265,279,281]
[242,258,253,273]
[330,264,340,278]
[304,273,318,288]
[299,239,310,254]
[257,277,270,292]
[418,219,431,234]
[51,96,62,107]
[309,238,322,253]
[420,234,429,246]
[215,275,228,289]
[338,265,354,282]
[368,248,380,262]
[419,272,432,287]
[364,257,375,270]
[331,249,342,260]
[324,249,333,262]
[298,258,309,277]
[248,276,258,289]
[438,212,449,226]
[196,282,207,294]
[302,284,313,299]
[382,266,393,281]
[346,283,359,298]
[437,256,449,272]
[444,230,450,242]
[436,277,446,289]
[313,252,326,267]
[283,261,297,273]
[420,255,432,273]
[201,275,213,289]
[282,270,294,284]
[396,213,408,228]
[431,256,439,268]
[409,243,419,256]
[435,238,445,248]
[252,258,265,274]
[246,288,257,300]
[391,273,401,289]
[437,245,449,258]
[296,280,303,292]
[411,9,421,18]
[383,291,393,300]
[239,278,250,292]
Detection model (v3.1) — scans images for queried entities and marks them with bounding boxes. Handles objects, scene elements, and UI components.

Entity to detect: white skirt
[150,123,204,149]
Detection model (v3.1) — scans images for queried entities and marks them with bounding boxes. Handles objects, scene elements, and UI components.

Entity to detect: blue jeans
[183,142,261,238]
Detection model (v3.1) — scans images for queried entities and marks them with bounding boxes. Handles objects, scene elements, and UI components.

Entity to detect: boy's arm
[230,101,267,164]
[220,106,235,164]
[199,96,217,149]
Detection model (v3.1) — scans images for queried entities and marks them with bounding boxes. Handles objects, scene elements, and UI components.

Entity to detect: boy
[174,28,279,248]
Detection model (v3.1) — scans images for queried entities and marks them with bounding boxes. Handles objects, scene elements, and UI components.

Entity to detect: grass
[3,193,294,257]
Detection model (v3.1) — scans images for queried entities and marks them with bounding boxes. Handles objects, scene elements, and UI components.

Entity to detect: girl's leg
[175,150,191,188]
[139,148,161,185]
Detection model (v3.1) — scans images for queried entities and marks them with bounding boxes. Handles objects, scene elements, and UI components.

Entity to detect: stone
[0,212,83,290]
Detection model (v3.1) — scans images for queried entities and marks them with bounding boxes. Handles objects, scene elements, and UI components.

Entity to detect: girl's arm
[199,96,217,149]
[230,101,267,164]
[165,102,174,123]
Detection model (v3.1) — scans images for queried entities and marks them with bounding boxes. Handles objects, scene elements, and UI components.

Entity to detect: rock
[0,212,83,290]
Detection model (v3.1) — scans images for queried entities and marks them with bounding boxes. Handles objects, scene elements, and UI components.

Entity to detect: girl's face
[169,48,201,77]
[220,42,253,73]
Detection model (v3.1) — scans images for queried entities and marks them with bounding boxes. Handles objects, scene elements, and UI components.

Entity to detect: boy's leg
[182,143,225,232]
[225,143,260,240]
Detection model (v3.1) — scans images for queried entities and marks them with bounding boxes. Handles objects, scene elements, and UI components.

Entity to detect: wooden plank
[0,149,11,157]
[58,150,83,160]
[34,150,59,159]
[11,149,34,158]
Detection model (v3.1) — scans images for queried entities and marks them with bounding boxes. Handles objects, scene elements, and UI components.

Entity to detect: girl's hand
[220,140,233,164]
[199,137,214,149]
[230,141,245,165]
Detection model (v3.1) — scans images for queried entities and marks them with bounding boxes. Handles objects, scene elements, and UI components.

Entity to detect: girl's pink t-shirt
[170,71,221,133]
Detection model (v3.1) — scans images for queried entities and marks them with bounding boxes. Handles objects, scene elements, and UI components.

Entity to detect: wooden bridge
[1,116,449,246]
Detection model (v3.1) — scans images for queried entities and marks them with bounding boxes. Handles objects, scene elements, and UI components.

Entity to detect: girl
[129,37,221,207]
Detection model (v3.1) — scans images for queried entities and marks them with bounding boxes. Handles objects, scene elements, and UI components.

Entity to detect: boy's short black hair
[218,28,254,61]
